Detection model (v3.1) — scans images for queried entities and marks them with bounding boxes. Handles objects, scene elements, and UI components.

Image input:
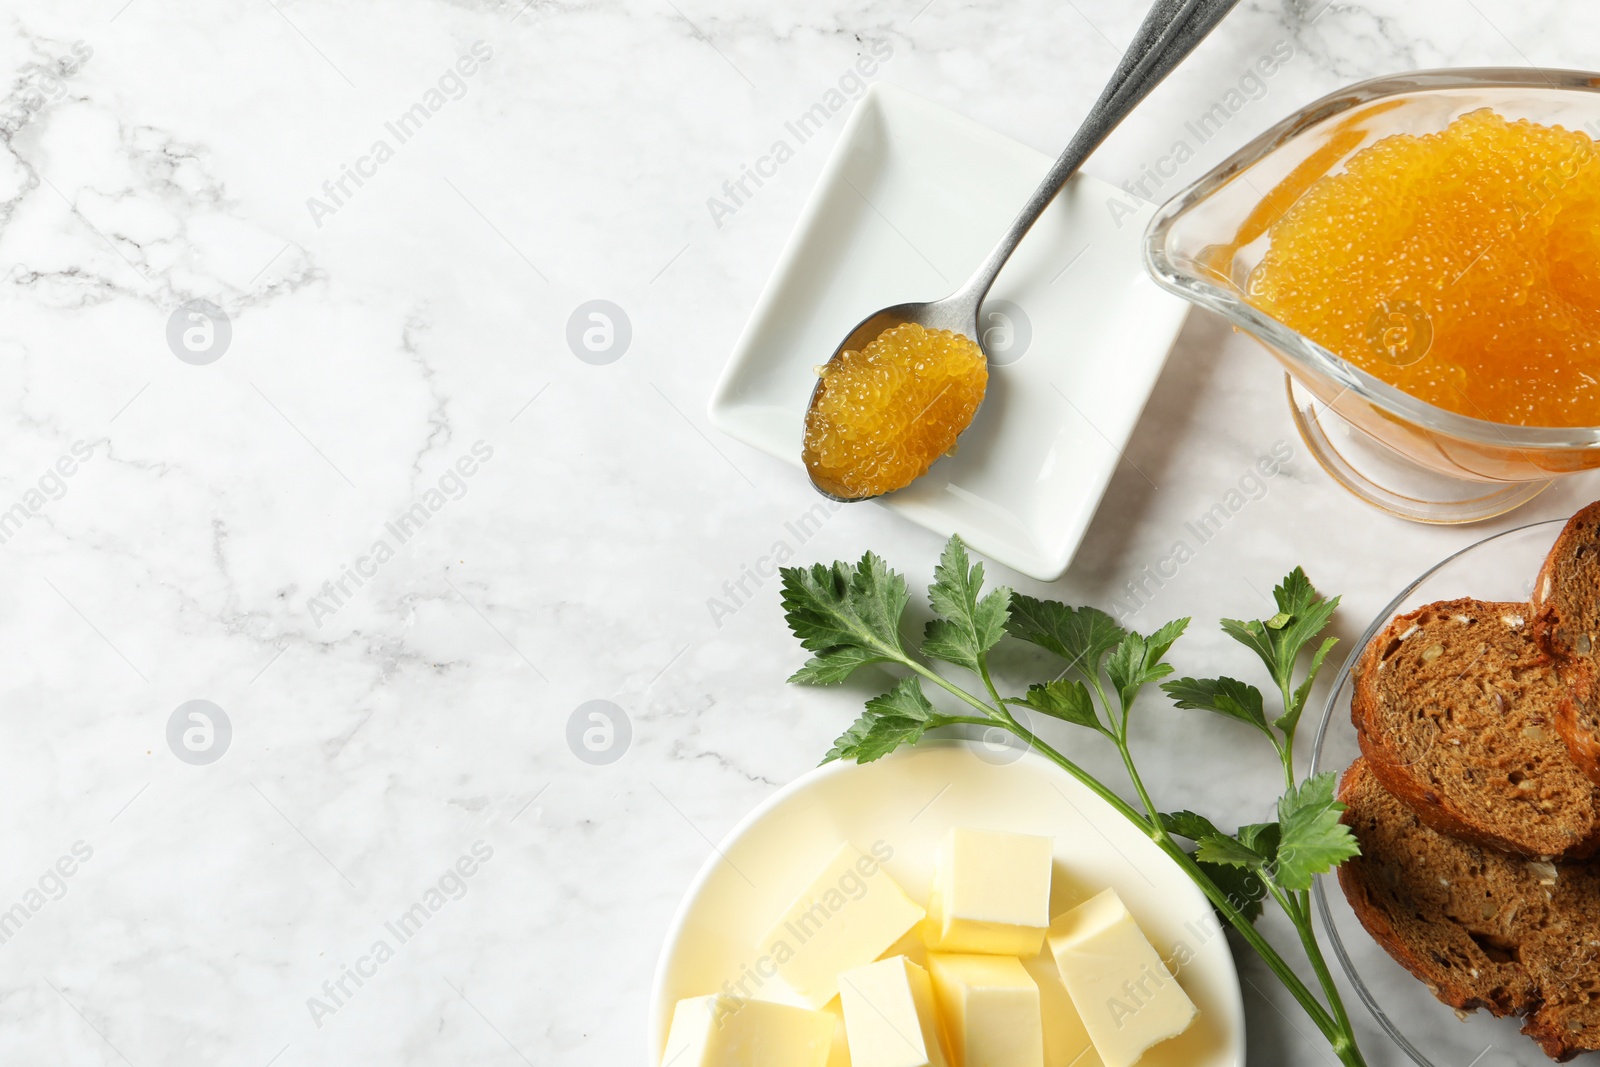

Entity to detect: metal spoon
[804,0,1240,501]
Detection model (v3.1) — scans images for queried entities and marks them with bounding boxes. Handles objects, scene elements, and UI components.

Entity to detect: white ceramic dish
[648,740,1245,1066]
[708,82,1190,582]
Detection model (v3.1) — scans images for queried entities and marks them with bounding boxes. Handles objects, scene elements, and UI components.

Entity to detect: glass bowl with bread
[1310,509,1600,1065]
[1147,69,1600,524]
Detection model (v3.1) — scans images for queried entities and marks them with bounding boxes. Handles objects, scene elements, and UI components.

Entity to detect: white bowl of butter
[648,740,1245,1067]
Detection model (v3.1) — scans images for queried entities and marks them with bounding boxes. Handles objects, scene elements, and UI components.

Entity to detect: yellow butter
[839,955,948,1067]
[926,828,1053,956]
[663,994,833,1067]
[926,953,1044,1067]
[761,843,925,1007]
[1046,888,1196,1067]
[1020,952,1104,1067]
[824,998,853,1067]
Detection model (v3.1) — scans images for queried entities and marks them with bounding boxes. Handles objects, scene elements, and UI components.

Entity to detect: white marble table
[1,0,1595,1063]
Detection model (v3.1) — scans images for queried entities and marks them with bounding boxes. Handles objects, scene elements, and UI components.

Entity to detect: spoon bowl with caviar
[802,0,1240,502]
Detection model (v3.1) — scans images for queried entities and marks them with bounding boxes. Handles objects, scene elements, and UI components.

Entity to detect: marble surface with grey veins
[0,0,1595,1064]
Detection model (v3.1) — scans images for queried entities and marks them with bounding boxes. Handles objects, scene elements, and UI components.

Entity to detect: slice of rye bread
[1338,759,1600,1061]
[1532,500,1600,782]
[1352,597,1600,859]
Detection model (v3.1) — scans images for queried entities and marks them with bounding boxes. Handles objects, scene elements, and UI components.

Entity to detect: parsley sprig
[781,537,1366,1067]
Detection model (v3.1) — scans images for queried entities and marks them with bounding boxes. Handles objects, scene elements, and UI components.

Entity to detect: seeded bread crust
[1532,501,1600,783]
[1351,597,1600,859]
[1337,759,1539,1018]
[1338,759,1600,1062]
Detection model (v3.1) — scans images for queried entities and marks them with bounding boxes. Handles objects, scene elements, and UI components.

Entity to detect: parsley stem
[1269,686,1357,1050]
[966,668,1365,1064]
[996,717,1152,836]
[1278,677,1299,791]
[1259,869,1366,1067]
[906,659,1008,721]
[1005,724,1357,1058]
[1083,673,1117,733]
[1115,740,1165,838]
[977,659,1008,715]
[1293,886,1359,1055]
[1116,747,1361,1067]
[785,548,1365,1066]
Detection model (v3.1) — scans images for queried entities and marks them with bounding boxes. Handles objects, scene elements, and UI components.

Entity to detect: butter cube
[823,999,852,1067]
[663,994,833,1067]
[1046,889,1196,1067]
[927,954,1044,1067]
[839,956,948,1067]
[927,828,1053,956]
[1021,952,1104,1067]
[761,843,925,1007]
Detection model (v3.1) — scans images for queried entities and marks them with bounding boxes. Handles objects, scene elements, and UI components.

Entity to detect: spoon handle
[1103,0,1199,108]
[955,0,1240,307]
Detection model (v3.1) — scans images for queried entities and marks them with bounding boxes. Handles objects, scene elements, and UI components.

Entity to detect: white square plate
[709,83,1190,581]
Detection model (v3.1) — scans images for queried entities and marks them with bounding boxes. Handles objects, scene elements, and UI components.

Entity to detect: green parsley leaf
[865,675,939,720]
[1145,617,1189,665]
[1279,599,1340,677]
[1162,676,1273,739]
[1004,596,1125,676]
[1275,567,1318,616]
[1197,858,1268,923]
[1105,620,1190,711]
[1238,821,1282,861]
[785,544,1361,1059]
[1274,773,1361,891]
[1196,832,1268,869]
[1280,635,1339,734]
[1220,615,1276,678]
[1016,679,1102,731]
[788,645,883,686]
[922,536,1011,675]
[781,553,911,684]
[823,677,942,763]
[1164,812,1269,922]
[1160,810,1222,841]
[1222,568,1340,699]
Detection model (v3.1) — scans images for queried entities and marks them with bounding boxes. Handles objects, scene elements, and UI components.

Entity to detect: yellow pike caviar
[803,322,988,498]
[1248,108,1600,427]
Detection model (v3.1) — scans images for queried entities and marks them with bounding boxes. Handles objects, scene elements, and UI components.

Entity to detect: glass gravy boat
[1146,68,1600,523]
